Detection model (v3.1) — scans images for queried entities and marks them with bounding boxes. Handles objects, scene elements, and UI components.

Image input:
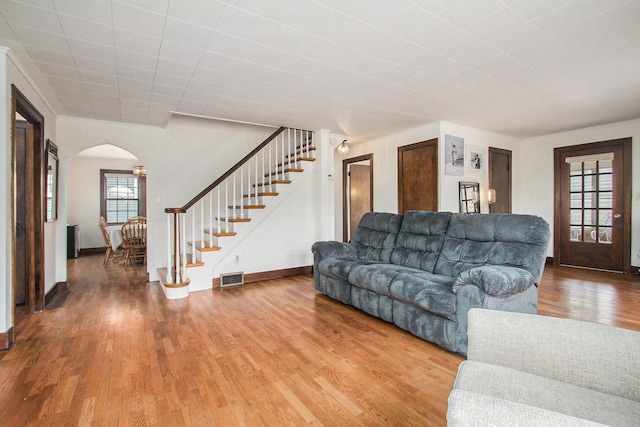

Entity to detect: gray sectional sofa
[311,211,550,354]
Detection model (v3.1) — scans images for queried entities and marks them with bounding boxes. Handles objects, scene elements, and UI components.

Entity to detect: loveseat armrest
[447,389,607,427]
[311,241,357,260]
[467,308,640,402]
[452,265,536,297]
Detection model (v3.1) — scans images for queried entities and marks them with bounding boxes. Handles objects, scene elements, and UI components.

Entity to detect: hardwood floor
[1,255,639,426]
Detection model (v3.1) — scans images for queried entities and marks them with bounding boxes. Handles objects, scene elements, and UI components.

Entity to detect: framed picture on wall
[466,145,485,176]
[445,135,464,176]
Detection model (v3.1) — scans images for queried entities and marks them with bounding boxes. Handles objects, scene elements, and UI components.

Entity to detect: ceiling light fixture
[132,165,146,176]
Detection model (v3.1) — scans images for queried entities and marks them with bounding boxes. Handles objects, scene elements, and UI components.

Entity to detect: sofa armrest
[311,241,357,260]
[467,308,640,402]
[453,265,536,297]
[447,390,607,427]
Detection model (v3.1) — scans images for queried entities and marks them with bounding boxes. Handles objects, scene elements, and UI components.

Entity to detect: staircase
[158,127,315,299]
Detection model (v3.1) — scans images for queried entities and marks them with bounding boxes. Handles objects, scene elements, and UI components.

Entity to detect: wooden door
[555,138,631,272]
[488,147,511,213]
[343,154,373,242]
[398,139,438,213]
[14,121,30,306]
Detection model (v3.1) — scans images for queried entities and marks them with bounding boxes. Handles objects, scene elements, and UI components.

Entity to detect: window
[100,169,146,225]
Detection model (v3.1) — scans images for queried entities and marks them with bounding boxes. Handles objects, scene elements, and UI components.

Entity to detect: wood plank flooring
[1,255,639,426]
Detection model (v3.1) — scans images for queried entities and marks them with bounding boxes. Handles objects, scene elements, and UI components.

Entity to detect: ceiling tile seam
[590,0,640,56]
[146,4,171,123]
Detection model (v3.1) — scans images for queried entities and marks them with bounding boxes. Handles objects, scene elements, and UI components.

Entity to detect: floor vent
[220,272,244,288]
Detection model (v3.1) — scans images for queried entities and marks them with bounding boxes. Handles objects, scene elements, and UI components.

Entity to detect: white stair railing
[163,127,315,286]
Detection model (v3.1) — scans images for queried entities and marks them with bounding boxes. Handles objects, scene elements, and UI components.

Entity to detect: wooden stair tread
[286,147,316,158]
[186,261,205,268]
[254,180,291,186]
[243,192,278,197]
[277,158,315,167]
[188,241,222,251]
[204,229,237,237]
[216,217,251,223]
[229,205,266,209]
[265,168,303,177]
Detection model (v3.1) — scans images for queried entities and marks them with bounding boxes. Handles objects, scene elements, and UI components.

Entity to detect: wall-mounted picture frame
[466,145,485,176]
[46,139,58,222]
[445,135,464,176]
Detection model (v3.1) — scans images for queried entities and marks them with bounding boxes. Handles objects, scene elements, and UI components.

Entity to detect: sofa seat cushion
[348,264,424,296]
[390,273,457,320]
[455,361,640,427]
[316,258,379,281]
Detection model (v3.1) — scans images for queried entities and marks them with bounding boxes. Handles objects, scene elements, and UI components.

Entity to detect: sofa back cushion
[350,212,403,262]
[390,211,452,272]
[434,213,550,279]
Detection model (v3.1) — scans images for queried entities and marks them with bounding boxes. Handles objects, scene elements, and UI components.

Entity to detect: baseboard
[79,247,105,255]
[0,327,15,351]
[546,256,554,265]
[213,265,313,288]
[45,281,68,307]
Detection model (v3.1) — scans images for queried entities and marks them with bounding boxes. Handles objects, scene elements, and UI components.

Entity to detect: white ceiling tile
[430,31,481,57]
[191,66,232,85]
[1,1,63,34]
[32,59,80,79]
[74,55,118,74]
[532,0,601,35]
[112,1,166,38]
[89,95,121,108]
[58,14,114,46]
[153,72,190,89]
[52,0,113,25]
[508,0,574,20]
[487,22,546,52]
[466,7,529,40]
[591,0,632,12]
[23,44,75,67]
[52,85,87,99]
[451,42,503,68]
[437,0,504,28]
[407,0,462,15]
[422,58,468,80]
[83,81,119,97]
[568,27,639,70]
[10,24,70,51]
[549,14,612,45]
[117,64,155,81]
[162,18,214,49]
[159,40,203,67]
[508,37,561,62]
[156,58,196,78]
[176,98,208,115]
[47,74,82,89]
[472,54,521,76]
[400,16,460,47]
[166,0,226,28]
[114,0,169,14]
[119,87,151,101]
[114,29,161,57]
[79,69,118,85]
[118,76,154,92]
[152,82,186,97]
[617,19,640,49]
[604,0,640,26]
[115,48,158,71]
[13,0,55,10]
[150,92,180,106]
[313,0,435,38]
[67,37,116,61]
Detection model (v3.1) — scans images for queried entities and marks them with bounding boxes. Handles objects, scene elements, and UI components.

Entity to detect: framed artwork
[466,145,485,175]
[445,135,464,176]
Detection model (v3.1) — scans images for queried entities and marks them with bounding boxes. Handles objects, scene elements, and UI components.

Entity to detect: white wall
[519,119,640,263]
[1,49,59,334]
[67,155,140,249]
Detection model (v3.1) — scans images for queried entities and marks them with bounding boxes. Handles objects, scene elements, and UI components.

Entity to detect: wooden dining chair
[99,216,124,267]
[121,216,147,269]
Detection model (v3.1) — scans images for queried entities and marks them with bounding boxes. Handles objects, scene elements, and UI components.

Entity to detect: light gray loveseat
[447,308,640,426]
[311,211,550,355]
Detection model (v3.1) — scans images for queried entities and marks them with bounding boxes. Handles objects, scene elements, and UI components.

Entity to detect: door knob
[613,213,621,218]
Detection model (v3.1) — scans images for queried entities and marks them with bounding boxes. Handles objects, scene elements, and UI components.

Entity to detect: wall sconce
[337,140,349,155]
[132,165,146,176]
[487,188,496,204]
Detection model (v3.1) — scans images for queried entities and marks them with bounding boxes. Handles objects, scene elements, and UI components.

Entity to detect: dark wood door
[555,139,631,272]
[488,147,511,213]
[348,164,371,240]
[343,154,373,242]
[14,121,30,306]
[398,139,438,213]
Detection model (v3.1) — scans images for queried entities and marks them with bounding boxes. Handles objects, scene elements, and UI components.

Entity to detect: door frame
[553,138,632,273]
[11,85,46,317]
[488,147,512,213]
[343,154,373,242]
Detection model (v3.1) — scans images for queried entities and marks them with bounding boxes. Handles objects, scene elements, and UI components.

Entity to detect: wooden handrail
[165,126,286,213]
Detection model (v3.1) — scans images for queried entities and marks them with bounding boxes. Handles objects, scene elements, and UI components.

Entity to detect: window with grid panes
[100,170,146,225]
